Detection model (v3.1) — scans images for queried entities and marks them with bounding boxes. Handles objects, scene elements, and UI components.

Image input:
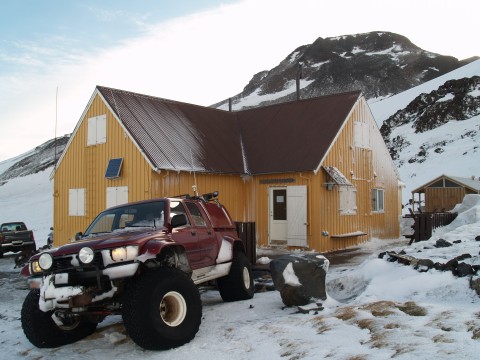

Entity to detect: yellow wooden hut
[52,86,401,252]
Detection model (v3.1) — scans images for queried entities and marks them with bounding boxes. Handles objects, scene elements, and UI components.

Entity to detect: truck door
[184,201,218,268]
[169,201,201,267]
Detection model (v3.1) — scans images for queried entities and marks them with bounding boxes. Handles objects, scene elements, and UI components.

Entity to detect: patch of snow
[216,239,233,263]
[282,262,301,287]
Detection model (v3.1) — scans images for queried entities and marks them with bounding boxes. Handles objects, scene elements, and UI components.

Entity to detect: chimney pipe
[228,98,232,112]
[296,63,302,101]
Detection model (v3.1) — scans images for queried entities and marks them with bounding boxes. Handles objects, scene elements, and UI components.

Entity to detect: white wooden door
[287,185,307,247]
[269,187,287,243]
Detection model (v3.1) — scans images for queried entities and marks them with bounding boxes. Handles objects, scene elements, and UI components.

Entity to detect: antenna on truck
[190,148,198,196]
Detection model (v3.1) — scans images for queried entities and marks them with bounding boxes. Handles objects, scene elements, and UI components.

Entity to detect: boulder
[435,239,453,248]
[269,254,329,307]
[454,262,475,277]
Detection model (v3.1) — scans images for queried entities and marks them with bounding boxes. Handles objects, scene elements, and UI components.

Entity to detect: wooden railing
[405,210,458,244]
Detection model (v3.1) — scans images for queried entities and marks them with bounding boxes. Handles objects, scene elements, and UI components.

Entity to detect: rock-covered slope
[0,135,69,185]
[214,31,476,110]
[380,76,480,162]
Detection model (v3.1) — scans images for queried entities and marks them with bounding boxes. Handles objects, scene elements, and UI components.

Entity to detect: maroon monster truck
[20,192,254,350]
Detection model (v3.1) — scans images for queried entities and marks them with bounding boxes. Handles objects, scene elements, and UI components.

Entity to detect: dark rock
[414,259,434,272]
[434,262,445,271]
[378,251,387,259]
[455,253,472,261]
[435,239,453,248]
[453,240,462,244]
[270,254,328,307]
[470,277,480,295]
[445,259,458,271]
[475,235,480,241]
[454,262,475,277]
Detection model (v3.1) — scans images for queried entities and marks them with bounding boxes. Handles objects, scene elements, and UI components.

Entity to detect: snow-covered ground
[1,195,479,359]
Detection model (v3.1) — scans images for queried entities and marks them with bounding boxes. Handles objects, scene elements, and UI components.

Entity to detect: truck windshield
[84,201,166,236]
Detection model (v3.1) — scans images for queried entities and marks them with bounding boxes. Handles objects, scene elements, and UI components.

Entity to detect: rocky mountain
[214,31,478,110]
[380,76,480,162]
[0,135,69,185]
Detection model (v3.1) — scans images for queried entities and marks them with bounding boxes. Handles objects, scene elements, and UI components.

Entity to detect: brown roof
[237,92,360,174]
[96,86,361,175]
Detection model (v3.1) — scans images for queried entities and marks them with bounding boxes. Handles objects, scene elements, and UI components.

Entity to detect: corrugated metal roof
[237,91,361,174]
[97,86,361,175]
[98,86,244,173]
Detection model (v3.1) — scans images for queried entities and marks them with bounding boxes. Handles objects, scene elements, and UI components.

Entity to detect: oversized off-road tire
[21,289,97,348]
[217,251,254,302]
[122,268,202,350]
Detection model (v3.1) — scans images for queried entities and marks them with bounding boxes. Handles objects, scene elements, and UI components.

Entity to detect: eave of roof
[411,174,480,193]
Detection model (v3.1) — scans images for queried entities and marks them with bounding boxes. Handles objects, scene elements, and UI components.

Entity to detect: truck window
[170,201,190,225]
[185,202,207,227]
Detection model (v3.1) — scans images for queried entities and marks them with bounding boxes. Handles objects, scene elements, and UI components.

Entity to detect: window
[354,121,370,148]
[185,202,207,227]
[273,189,287,220]
[372,188,385,212]
[87,114,107,146]
[69,188,86,216]
[106,186,128,208]
[169,201,190,225]
[339,186,357,215]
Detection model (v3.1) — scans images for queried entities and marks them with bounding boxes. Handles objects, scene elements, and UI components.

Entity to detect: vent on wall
[105,158,123,179]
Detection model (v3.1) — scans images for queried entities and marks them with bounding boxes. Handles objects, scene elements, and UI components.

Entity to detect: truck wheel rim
[159,291,187,327]
[242,267,251,289]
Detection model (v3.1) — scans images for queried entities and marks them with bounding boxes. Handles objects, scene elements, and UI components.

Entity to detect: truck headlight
[38,253,53,270]
[79,247,94,264]
[31,260,43,273]
[111,246,138,262]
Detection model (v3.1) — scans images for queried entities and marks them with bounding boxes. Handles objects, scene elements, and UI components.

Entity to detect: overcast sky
[0,0,478,162]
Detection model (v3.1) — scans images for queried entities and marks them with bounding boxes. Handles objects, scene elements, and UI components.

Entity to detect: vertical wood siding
[53,95,152,246]
[155,171,247,222]
[425,187,465,212]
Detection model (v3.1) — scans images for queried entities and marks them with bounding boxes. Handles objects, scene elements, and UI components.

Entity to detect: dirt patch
[360,301,397,317]
[396,301,427,316]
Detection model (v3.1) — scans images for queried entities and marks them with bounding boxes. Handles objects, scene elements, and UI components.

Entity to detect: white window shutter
[106,187,116,209]
[68,189,77,216]
[96,114,107,144]
[117,186,129,206]
[77,188,85,216]
[87,117,96,146]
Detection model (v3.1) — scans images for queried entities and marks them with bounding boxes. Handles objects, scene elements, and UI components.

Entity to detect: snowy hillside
[369,60,480,207]
[0,136,68,246]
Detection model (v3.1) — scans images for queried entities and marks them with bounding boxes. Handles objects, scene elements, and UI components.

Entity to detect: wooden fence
[235,222,257,264]
[405,211,458,244]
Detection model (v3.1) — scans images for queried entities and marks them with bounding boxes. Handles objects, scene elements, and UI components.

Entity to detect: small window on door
[273,189,287,220]
[185,202,207,227]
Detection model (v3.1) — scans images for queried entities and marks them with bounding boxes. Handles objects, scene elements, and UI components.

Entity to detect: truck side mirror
[171,214,187,228]
[75,232,83,241]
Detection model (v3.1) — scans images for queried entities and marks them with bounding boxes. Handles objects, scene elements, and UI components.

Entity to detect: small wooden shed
[52,86,402,252]
[411,174,480,212]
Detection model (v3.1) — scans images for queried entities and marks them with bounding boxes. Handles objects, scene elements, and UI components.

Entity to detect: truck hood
[34,228,170,258]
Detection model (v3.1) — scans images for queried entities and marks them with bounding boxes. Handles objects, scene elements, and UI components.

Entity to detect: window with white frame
[354,121,370,148]
[106,186,129,208]
[339,186,357,215]
[69,188,86,216]
[371,188,385,212]
[87,114,107,146]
